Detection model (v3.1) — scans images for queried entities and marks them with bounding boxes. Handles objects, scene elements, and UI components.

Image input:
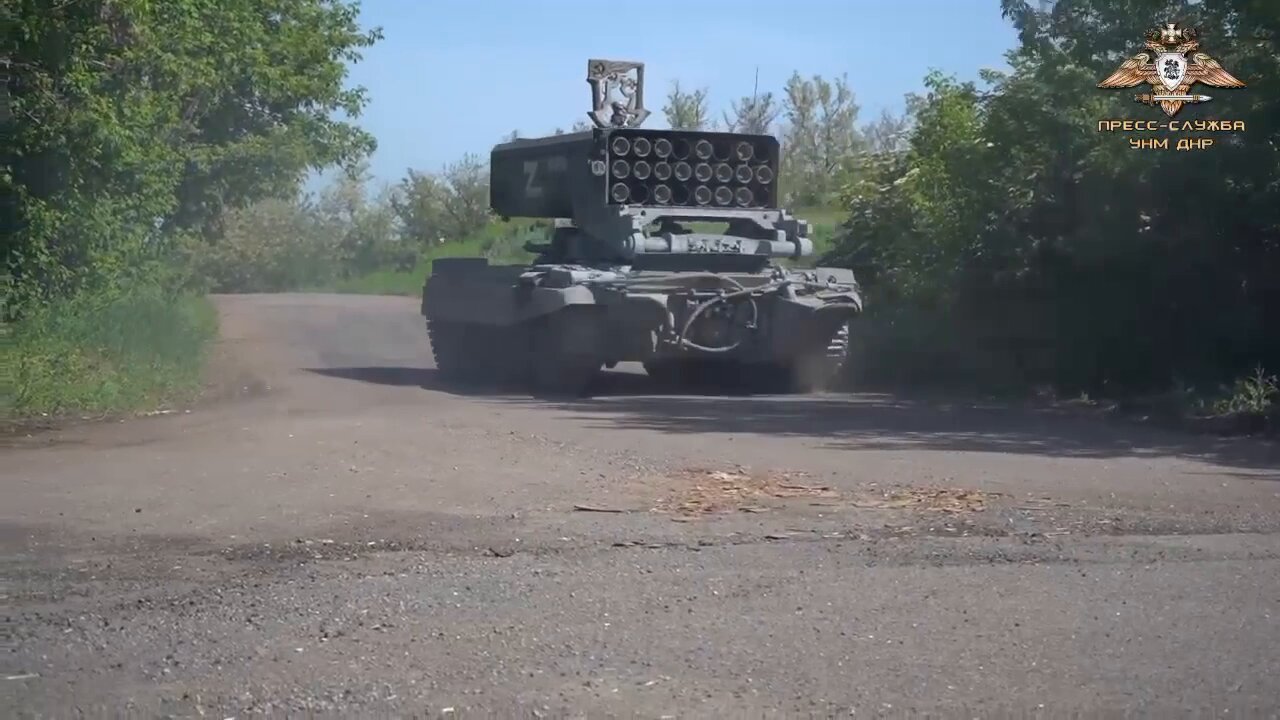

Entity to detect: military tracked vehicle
[421,59,862,395]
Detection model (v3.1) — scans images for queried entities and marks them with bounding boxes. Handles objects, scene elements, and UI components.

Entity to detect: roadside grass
[1,286,218,422]
[325,265,428,296]
[1115,367,1280,435]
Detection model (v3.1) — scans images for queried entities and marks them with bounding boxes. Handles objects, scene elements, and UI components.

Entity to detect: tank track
[429,312,849,397]
[791,319,851,392]
[426,319,527,386]
[426,311,602,396]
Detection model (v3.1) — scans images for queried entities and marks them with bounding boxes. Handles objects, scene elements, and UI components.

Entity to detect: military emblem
[1097,22,1244,117]
[586,59,650,129]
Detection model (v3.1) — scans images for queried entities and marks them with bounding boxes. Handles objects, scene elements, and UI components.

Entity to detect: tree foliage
[723,90,780,135]
[662,80,711,130]
[315,160,411,275]
[826,0,1280,393]
[3,0,381,313]
[779,72,863,207]
[185,161,415,293]
[861,108,912,154]
[390,153,491,246]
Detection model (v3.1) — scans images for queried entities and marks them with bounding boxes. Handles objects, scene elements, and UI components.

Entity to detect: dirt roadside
[3,292,1278,718]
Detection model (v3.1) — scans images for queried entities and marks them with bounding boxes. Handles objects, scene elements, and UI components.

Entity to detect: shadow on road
[309,366,433,388]
[306,365,755,397]
[307,365,1280,476]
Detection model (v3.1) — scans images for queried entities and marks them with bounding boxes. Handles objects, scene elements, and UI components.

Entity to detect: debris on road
[654,467,836,517]
[1015,497,1073,511]
[573,504,630,513]
[653,466,1000,518]
[850,487,999,514]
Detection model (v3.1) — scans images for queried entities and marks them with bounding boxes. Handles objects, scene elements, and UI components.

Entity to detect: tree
[825,0,1280,394]
[662,81,711,130]
[314,159,408,275]
[3,0,381,312]
[723,91,780,135]
[391,154,491,245]
[188,196,338,293]
[779,72,863,206]
[862,108,912,154]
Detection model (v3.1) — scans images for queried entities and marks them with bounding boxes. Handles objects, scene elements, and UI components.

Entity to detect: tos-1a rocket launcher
[420,59,860,396]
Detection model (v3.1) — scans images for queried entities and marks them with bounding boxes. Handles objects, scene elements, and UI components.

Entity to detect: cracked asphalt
[3,292,1279,718]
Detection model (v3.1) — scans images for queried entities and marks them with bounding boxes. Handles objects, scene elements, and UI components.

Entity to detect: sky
[324,0,1021,189]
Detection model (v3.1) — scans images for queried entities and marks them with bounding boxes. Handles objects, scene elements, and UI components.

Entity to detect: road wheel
[485,323,532,386]
[528,310,602,397]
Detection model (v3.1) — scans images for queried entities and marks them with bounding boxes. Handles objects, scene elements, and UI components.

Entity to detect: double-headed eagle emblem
[1098,22,1244,117]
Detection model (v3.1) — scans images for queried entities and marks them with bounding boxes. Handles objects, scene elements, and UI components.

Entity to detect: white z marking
[523,160,542,198]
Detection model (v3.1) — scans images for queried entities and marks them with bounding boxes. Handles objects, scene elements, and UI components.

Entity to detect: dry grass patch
[653,466,1000,520]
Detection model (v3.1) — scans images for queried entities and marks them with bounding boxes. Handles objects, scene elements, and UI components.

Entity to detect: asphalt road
[4,293,1279,718]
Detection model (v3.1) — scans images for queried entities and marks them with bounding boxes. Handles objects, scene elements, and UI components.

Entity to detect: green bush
[1212,367,1279,417]
[1,284,218,420]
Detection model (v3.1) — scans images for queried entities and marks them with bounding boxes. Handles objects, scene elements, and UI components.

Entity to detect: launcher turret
[487,60,811,263]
